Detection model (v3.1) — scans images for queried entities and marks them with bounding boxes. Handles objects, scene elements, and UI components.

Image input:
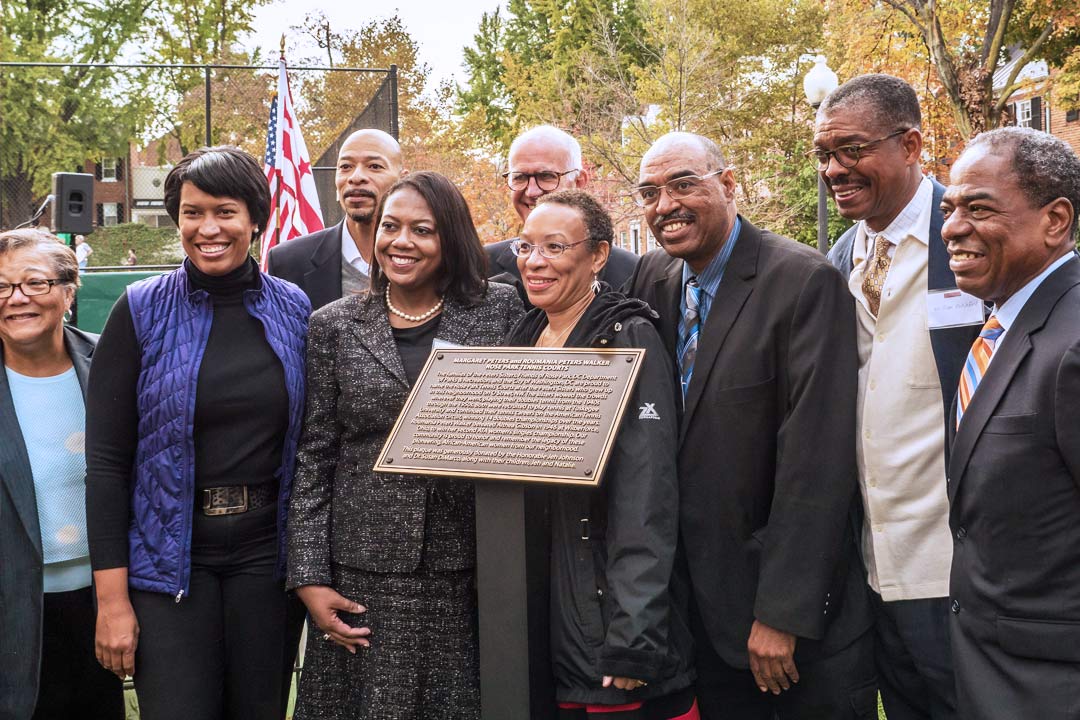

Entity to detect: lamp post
[803,55,839,254]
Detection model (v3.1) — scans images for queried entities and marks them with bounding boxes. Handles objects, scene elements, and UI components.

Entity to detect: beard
[347,208,375,224]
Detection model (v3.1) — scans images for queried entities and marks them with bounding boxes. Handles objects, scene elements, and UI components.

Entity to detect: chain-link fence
[0,61,399,244]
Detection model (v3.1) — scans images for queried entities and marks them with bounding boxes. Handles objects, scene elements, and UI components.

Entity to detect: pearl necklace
[385,285,444,322]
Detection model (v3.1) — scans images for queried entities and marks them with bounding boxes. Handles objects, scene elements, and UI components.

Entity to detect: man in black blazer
[485,125,638,290]
[625,132,874,719]
[267,129,405,310]
[817,75,979,720]
[941,128,1080,720]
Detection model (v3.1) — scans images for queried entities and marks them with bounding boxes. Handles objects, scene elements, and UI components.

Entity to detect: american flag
[261,56,324,268]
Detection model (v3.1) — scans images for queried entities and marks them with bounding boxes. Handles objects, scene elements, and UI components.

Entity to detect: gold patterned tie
[861,234,892,316]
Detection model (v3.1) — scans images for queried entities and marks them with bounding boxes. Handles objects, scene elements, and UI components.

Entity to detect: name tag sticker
[927,288,985,328]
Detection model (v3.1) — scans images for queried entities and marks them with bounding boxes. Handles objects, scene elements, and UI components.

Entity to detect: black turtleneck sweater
[86,258,289,570]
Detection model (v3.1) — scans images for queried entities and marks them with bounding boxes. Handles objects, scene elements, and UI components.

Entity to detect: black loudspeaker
[51,173,94,234]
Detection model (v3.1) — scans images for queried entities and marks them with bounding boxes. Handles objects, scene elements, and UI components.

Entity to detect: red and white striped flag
[261,55,324,269]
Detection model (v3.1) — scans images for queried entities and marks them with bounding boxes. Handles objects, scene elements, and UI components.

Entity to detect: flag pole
[271,34,286,262]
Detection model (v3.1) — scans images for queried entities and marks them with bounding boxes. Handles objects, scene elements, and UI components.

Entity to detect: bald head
[336,128,405,226]
[640,132,726,174]
[340,129,403,170]
[638,132,737,273]
[507,125,588,221]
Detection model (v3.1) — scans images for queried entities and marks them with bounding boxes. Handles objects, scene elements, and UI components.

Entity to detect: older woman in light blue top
[0,229,122,720]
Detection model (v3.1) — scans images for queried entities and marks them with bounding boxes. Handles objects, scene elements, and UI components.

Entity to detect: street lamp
[803,55,839,254]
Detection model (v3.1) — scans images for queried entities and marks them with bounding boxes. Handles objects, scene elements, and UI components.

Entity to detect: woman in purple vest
[85,146,310,720]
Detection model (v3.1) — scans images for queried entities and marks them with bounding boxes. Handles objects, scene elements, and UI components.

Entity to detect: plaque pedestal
[475,482,553,720]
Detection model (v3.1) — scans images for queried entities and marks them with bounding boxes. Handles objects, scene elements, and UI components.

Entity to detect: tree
[290,13,432,158]
[457,8,515,153]
[0,0,152,228]
[138,0,270,157]
[859,0,1080,138]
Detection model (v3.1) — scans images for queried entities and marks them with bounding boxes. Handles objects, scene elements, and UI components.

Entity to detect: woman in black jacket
[506,190,698,719]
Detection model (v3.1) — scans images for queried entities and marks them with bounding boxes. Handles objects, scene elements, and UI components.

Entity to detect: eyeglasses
[805,129,909,171]
[502,170,579,192]
[0,278,65,299]
[511,238,589,259]
[630,170,725,207]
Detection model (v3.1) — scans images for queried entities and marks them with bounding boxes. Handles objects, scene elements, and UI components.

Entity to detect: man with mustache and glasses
[268,129,406,311]
[814,74,981,720]
[624,132,875,720]
[486,125,638,290]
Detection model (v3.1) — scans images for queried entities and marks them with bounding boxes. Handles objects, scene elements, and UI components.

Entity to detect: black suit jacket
[828,179,981,425]
[0,326,95,719]
[945,257,1080,710]
[626,218,872,668]
[266,223,343,312]
[485,237,640,290]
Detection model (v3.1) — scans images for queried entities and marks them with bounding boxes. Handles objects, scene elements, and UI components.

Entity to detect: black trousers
[33,585,124,720]
[872,593,957,720]
[130,502,290,720]
[691,604,877,720]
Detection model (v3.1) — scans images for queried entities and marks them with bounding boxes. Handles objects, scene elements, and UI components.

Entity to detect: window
[647,229,659,252]
[100,157,118,182]
[1067,109,1079,123]
[1016,99,1032,128]
[630,223,641,255]
[620,231,628,250]
[103,203,119,226]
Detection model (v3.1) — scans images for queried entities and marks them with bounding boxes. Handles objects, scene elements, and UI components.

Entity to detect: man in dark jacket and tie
[941,127,1080,720]
[624,131,874,719]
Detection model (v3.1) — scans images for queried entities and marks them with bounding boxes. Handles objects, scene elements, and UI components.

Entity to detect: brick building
[996,57,1080,154]
[79,156,131,228]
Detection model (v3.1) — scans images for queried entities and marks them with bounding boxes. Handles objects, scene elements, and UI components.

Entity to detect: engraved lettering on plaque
[374,348,644,485]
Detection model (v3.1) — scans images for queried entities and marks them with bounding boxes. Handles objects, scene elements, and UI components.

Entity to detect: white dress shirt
[341,222,371,277]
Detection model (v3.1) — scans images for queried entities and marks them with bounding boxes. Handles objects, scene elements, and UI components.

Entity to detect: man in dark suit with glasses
[624,131,874,719]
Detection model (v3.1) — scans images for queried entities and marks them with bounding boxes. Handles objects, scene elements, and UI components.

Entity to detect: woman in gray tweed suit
[287,171,524,719]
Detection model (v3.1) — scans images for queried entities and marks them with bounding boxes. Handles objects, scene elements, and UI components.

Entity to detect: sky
[251,0,506,91]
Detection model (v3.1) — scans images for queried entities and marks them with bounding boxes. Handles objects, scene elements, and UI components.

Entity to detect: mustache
[343,188,377,200]
[657,211,695,224]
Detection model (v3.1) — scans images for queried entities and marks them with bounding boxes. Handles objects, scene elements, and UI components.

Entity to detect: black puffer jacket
[507,285,695,704]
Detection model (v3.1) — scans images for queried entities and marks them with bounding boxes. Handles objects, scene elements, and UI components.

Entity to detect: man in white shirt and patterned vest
[815,74,981,720]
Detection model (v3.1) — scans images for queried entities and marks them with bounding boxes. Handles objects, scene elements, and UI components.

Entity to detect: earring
[63,308,73,324]
[591,276,601,295]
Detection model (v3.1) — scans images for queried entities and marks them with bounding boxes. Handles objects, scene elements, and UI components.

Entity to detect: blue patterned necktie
[678,277,701,401]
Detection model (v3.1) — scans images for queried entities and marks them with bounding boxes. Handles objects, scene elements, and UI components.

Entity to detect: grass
[82,223,183,266]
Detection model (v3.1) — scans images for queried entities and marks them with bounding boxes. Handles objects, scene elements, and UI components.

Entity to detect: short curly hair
[819,73,922,134]
[965,127,1080,240]
[535,190,613,251]
[0,228,81,289]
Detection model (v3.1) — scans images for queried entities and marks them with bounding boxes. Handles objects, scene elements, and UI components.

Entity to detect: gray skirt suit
[287,284,523,719]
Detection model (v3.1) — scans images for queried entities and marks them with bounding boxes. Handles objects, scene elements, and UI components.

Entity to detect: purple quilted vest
[125,263,309,598]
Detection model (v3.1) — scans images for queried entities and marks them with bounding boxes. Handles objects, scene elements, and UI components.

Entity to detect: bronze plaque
[374,347,645,486]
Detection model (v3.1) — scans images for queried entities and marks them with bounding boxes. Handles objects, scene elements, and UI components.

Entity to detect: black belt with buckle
[201,483,277,516]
